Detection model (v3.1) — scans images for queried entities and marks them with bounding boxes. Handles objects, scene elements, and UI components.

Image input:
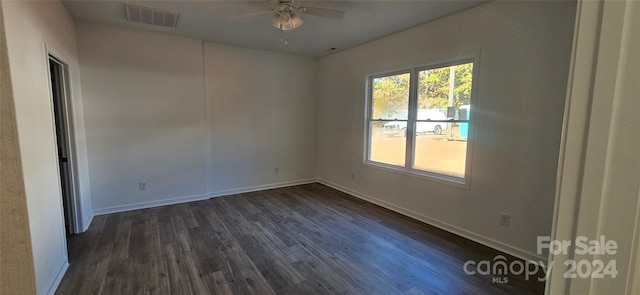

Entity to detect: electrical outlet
[274,167,279,174]
[351,172,356,180]
[500,213,511,227]
[139,182,147,191]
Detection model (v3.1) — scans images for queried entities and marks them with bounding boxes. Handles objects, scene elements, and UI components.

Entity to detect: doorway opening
[49,55,79,235]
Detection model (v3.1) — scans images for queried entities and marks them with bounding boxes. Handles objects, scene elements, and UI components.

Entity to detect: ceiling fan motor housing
[272,3,303,31]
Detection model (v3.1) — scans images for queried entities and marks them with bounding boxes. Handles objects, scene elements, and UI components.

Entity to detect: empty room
[1,0,639,294]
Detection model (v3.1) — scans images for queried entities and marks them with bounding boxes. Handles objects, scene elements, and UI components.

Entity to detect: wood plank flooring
[56,183,544,295]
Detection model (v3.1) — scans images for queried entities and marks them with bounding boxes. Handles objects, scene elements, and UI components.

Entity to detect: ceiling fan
[231,0,345,31]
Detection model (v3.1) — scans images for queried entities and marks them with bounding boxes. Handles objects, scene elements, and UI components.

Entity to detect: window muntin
[366,59,476,185]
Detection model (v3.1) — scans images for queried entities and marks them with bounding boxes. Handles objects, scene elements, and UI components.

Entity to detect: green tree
[417,63,474,111]
[372,73,410,118]
[418,67,450,109]
[453,63,473,107]
[371,63,473,118]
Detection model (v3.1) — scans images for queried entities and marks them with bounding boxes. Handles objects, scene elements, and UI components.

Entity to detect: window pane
[369,121,406,167]
[372,73,410,120]
[414,62,473,177]
[417,62,473,118]
[414,135,467,177]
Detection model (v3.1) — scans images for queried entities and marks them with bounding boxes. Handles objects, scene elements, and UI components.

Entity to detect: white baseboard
[93,192,211,215]
[45,259,68,295]
[90,177,542,263]
[208,178,318,199]
[317,178,546,262]
[93,178,318,215]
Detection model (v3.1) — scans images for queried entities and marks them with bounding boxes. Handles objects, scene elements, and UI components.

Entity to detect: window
[365,57,477,186]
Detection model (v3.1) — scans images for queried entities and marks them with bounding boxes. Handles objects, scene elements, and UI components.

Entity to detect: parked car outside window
[383,110,448,137]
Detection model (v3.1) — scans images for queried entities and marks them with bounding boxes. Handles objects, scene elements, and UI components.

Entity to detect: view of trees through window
[372,73,410,119]
[418,63,473,111]
[367,61,474,181]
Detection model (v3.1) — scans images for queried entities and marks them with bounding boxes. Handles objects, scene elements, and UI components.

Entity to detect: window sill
[362,161,471,189]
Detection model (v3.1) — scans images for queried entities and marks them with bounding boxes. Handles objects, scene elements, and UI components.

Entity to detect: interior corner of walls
[81,211,94,232]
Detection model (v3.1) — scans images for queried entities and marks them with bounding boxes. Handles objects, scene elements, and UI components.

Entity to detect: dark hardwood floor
[56,183,544,295]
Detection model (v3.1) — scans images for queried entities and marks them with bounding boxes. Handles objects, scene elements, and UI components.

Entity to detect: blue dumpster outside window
[458,105,470,138]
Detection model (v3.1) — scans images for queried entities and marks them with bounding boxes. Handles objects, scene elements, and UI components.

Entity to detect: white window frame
[364,54,480,188]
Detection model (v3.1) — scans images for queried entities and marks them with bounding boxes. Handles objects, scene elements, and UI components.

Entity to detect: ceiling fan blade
[298,6,345,19]
[230,10,273,20]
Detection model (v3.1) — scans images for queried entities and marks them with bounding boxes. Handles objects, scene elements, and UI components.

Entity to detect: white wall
[2,1,92,293]
[77,22,208,213]
[317,1,576,260]
[76,23,318,214]
[204,43,318,193]
[547,1,640,293]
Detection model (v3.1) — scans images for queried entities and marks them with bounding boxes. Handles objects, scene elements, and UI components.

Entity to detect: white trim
[545,1,602,293]
[363,52,480,188]
[207,178,317,199]
[362,161,469,189]
[44,43,84,234]
[44,259,68,295]
[91,177,542,264]
[318,178,545,262]
[82,211,94,232]
[93,178,318,215]
[94,192,212,215]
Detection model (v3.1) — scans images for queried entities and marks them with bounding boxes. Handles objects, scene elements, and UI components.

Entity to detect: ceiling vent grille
[125,4,179,28]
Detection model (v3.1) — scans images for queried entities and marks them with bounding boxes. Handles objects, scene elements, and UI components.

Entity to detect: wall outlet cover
[500,213,510,226]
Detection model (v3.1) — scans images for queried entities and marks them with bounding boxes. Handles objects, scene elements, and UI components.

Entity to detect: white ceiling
[62,0,488,58]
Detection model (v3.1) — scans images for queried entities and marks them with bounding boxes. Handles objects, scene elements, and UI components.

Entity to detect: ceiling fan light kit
[233,0,345,33]
[271,7,303,31]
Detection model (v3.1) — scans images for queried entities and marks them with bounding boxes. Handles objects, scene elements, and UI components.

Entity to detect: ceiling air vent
[125,4,179,28]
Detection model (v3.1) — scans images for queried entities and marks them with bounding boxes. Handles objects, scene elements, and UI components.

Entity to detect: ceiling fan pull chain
[280,30,288,45]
